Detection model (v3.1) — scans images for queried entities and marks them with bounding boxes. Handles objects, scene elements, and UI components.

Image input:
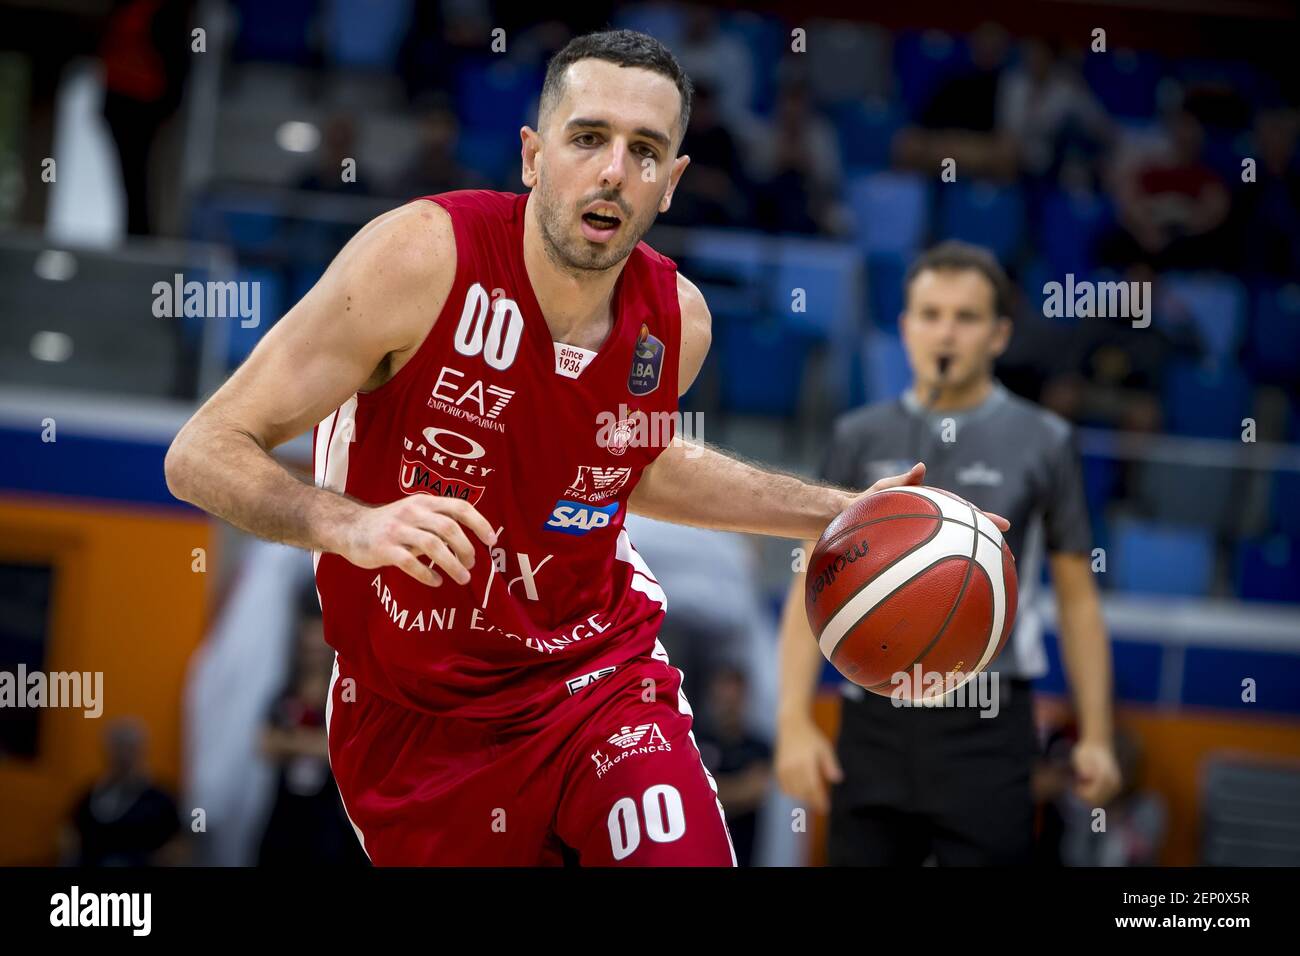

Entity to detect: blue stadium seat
[1017,256,1062,322]
[1270,471,1300,538]
[861,329,910,404]
[227,268,285,368]
[716,315,815,416]
[770,243,859,339]
[1039,188,1111,276]
[848,172,930,258]
[611,3,685,47]
[829,100,903,174]
[1160,273,1246,362]
[937,180,1025,261]
[1247,283,1300,385]
[681,231,767,296]
[323,0,411,70]
[1235,534,1300,603]
[1111,518,1215,596]
[454,59,542,132]
[893,30,968,118]
[866,253,907,330]
[231,0,319,64]
[1083,48,1163,120]
[202,199,284,256]
[455,128,517,188]
[1161,359,1253,439]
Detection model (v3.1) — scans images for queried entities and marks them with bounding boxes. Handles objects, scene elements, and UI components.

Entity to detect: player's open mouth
[580,208,622,242]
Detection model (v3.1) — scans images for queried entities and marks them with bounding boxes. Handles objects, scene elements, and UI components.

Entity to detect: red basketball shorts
[324,642,737,866]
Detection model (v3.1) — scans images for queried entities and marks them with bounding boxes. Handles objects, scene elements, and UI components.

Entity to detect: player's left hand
[857,462,1011,533]
[1072,739,1122,806]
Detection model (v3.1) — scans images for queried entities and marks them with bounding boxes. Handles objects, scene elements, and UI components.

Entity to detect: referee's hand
[775,715,844,815]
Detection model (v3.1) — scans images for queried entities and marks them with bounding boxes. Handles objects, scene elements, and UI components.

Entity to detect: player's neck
[522,194,627,348]
[912,376,994,412]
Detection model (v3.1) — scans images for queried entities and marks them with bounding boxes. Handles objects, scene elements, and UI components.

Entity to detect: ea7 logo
[566,665,617,695]
[432,367,514,417]
[545,500,618,535]
[566,466,632,502]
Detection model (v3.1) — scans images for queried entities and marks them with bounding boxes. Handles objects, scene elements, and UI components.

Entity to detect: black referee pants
[828,676,1037,866]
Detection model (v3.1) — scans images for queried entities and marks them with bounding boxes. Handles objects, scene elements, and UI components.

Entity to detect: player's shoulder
[993,385,1076,449]
[347,197,456,283]
[674,270,708,326]
[417,188,520,216]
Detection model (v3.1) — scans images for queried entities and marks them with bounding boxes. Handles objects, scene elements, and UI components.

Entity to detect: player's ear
[520,126,540,188]
[658,154,690,213]
[991,315,1013,356]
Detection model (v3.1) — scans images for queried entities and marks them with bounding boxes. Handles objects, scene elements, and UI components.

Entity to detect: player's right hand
[337,495,497,588]
[775,716,844,815]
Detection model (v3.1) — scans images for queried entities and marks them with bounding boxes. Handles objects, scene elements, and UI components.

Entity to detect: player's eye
[574,132,601,147]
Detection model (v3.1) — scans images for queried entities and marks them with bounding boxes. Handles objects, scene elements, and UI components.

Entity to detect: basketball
[805,486,1017,699]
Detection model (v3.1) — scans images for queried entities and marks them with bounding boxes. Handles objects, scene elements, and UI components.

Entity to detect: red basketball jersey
[312,190,682,731]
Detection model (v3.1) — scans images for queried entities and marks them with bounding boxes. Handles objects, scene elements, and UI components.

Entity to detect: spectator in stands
[257,588,367,865]
[696,666,772,867]
[99,0,194,235]
[997,38,1113,185]
[298,113,370,195]
[659,82,753,228]
[674,5,756,132]
[392,101,488,199]
[397,0,488,104]
[1039,265,1196,434]
[750,82,847,235]
[1235,108,1300,278]
[893,22,1018,181]
[1099,107,1232,270]
[62,718,184,866]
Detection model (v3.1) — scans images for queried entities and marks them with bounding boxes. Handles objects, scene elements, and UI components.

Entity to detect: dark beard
[535,182,651,277]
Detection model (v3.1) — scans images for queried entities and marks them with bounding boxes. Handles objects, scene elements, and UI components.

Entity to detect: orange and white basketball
[805,486,1018,699]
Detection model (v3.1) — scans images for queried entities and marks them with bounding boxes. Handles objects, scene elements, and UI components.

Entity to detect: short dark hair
[904,240,1014,320]
[538,29,694,150]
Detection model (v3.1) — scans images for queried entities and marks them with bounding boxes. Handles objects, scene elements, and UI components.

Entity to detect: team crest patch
[628,323,664,395]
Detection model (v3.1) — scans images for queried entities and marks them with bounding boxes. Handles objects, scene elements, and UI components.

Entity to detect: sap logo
[545,499,619,535]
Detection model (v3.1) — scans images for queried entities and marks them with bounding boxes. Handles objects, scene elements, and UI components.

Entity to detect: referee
[775,241,1121,866]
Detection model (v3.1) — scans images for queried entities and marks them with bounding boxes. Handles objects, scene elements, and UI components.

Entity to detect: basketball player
[165,31,1006,866]
[775,241,1122,866]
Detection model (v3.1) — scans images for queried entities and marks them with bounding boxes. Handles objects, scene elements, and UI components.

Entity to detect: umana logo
[398,458,486,503]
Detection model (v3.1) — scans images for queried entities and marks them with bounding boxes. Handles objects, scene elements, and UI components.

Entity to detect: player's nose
[598,140,628,189]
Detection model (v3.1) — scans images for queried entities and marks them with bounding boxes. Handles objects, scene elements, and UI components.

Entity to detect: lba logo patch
[545,499,619,535]
[628,323,664,395]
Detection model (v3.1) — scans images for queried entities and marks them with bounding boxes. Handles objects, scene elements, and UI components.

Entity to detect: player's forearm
[777,564,825,728]
[1056,592,1114,745]
[629,440,851,539]
[165,421,360,553]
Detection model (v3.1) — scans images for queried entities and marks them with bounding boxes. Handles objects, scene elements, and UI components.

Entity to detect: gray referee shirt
[818,381,1093,680]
